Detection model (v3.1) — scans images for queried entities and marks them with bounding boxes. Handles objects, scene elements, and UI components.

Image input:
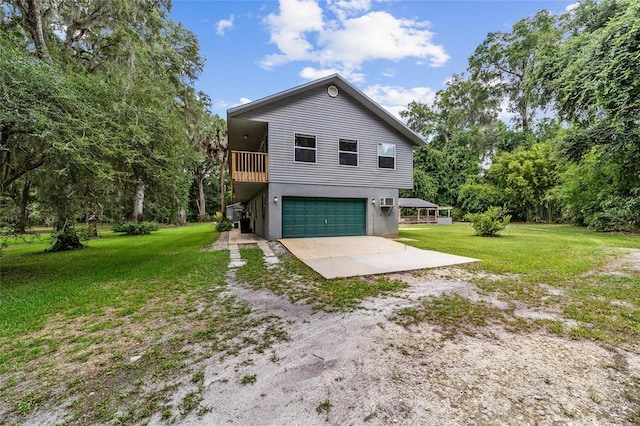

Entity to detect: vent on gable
[380,197,394,207]
[327,85,339,98]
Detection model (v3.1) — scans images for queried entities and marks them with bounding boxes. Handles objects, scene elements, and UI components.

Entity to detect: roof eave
[227,73,426,147]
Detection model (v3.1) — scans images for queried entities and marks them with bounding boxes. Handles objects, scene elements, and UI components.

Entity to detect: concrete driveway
[278,236,478,279]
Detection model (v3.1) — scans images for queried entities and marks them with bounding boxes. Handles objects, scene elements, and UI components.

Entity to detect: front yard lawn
[0,224,287,424]
[399,223,640,349]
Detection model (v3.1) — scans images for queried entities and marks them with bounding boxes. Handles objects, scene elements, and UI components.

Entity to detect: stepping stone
[229,260,246,268]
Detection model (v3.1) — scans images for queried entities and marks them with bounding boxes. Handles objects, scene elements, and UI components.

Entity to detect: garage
[282,197,366,238]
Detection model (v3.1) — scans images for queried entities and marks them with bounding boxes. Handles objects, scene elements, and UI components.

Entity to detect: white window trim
[338,138,359,167]
[293,133,317,164]
[377,142,396,170]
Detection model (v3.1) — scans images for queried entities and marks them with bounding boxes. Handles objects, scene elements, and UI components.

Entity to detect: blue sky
[170,0,577,120]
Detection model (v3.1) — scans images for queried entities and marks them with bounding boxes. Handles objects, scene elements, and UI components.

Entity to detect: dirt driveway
[174,247,640,425]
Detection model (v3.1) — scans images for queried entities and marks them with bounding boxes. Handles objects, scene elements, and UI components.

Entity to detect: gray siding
[244,186,268,238]
[234,84,414,189]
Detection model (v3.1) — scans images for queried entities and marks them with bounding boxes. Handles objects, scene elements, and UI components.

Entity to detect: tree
[2,0,208,244]
[486,142,561,222]
[12,0,50,60]
[214,121,229,219]
[468,10,560,132]
[540,0,639,131]
[404,143,480,207]
[0,34,107,193]
[538,0,640,230]
[400,74,498,208]
[182,90,226,222]
[401,73,500,158]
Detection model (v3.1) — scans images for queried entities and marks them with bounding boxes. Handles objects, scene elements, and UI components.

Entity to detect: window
[294,133,316,163]
[377,143,396,169]
[338,139,358,166]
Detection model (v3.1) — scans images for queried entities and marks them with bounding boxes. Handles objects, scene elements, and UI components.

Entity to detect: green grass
[235,247,408,311]
[1,224,223,339]
[398,223,640,349]
[401,223,640,278]
[0,223,288,424]
[316,398,332,415]
[396,293,505,336]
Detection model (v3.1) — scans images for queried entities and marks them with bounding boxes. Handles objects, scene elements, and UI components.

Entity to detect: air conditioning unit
[380,197,395,207]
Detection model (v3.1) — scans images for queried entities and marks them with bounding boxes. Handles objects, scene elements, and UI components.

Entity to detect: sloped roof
[227,74,425,147]
[399,198,439,208]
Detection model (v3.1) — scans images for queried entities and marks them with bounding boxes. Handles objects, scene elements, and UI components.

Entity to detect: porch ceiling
[232,181,267,203]
[228,118,268,152]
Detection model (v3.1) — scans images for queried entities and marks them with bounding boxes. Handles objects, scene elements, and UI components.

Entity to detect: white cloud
[319,12,448,67]
[299,67,341,80]
[299,66,365,82]
[565,2,580,12]
[497,98,515,123]
[327,0,371,21]
[262,0,324,68]
[382,68,395,78]
[261,0,449,77]
[363,84,436,120]
[239,97,252,105]
[216,15,235,35]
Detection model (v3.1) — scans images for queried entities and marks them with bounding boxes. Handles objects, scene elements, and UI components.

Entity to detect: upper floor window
[338,139,358,166]
[377,143,396,169]
[294,133,316,163]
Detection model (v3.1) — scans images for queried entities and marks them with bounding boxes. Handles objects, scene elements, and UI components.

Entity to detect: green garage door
[282,197,366,238]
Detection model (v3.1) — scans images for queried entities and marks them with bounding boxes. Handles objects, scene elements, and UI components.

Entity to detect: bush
[112,221,159,235]
[47,226,87,252]
[587,193,640,233]
[215,218,233,232]
[465,206,511,237]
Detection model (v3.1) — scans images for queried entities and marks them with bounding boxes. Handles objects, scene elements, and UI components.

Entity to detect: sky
[170,0,577,121]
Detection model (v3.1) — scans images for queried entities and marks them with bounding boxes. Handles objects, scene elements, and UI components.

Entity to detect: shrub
[465,206,511,237]
[112,221,159,235]
[215,218,233,232]
[47,226,87,252]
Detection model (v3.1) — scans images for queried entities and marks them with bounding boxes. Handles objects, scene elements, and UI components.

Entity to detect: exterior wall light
[371,198,376,205]
[274,196,278,203]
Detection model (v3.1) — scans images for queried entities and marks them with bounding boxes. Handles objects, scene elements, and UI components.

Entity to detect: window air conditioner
[380,197,395,207]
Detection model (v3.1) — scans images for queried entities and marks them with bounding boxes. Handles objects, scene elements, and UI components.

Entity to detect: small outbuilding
[398,198,453,225]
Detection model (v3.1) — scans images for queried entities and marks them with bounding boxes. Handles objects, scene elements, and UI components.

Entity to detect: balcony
[231,151,268,183]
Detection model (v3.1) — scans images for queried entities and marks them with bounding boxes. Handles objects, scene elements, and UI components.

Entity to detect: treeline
[401,0,639,232]
[0,0,226,241]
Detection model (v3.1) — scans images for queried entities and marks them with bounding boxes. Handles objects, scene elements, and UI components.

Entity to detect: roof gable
[228,74,425,147]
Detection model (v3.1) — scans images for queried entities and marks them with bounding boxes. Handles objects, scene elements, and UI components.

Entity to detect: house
[226,74,424,240]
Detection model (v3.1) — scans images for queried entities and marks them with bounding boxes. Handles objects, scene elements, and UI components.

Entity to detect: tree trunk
[16,0,50,60]
[196,176,206,221]
[86,203,99,238]
[132,179,145,222]
[178,206,186,226]
[219,149,228,219]
[15,180,31,233]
